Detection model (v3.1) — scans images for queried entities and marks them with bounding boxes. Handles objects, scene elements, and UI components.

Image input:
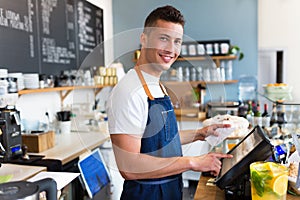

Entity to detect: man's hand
[196,124,231,140]
[190,152,233,176]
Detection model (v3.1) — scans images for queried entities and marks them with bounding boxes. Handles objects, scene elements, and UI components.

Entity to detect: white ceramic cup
[58,121,71,134]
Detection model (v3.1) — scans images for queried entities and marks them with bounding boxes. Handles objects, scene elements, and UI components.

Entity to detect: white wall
[258,0,300,101]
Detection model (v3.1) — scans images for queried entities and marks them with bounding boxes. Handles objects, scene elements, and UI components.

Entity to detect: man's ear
[140,32,146,47]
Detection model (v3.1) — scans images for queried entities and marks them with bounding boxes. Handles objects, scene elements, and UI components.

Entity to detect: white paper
[203,114,249,147]
[205,127,235,147]
[28,171,80,190]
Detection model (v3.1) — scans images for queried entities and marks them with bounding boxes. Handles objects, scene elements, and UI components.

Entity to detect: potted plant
[229,45,244,61]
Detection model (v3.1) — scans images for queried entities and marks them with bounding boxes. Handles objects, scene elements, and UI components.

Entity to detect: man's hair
[144,5,185,31]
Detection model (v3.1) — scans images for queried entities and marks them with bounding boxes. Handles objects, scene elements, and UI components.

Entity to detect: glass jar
[7,77,18,93]
[0,78,8,95]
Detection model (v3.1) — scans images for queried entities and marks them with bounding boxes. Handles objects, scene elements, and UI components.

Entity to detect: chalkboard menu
[76,0,104,70]
[0,0,104,75]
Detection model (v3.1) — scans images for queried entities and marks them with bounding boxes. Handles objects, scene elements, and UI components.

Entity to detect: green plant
[229,45,244,61]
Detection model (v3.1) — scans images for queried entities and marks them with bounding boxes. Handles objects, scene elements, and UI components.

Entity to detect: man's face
[142,19,183,72]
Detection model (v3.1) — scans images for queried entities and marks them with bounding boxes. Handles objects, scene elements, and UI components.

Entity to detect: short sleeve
[107,88,148,136]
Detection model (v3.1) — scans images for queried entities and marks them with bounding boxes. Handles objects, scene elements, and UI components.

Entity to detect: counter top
[194,176,299,200]
[194,176,224,200]
[0,164,46,181]
[33,131,110,165]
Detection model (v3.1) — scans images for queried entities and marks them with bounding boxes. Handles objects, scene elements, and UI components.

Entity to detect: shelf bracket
[60,90,72,108]
[214,59,221,67]
[94,88,103,96]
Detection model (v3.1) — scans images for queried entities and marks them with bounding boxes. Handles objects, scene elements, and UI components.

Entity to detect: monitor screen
[78,148,110,198]
[219,128,262,177]
[215,126,273,189]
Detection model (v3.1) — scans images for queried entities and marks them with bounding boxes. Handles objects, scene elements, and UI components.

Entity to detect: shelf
[174,108,206,122]
[133,55,237,67]
[258,92,300,105]
[18,85,114,107]
[163,80,238,87]
[176,55,237,61]
[177,55,237,67]
[18,85,113,95]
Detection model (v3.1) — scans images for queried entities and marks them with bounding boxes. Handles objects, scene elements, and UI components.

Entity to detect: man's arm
[110,133,232,180]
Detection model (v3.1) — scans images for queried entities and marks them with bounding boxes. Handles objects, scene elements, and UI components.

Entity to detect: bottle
[190,67,197,81]
[177,66,183,81]
[168,69,177,81]
[238,101,247,118]
[252,101,257,114]
[261,103,271,128]
[277,104,287,128]
[184,67,190,81]
[270,103,278,127]
[246,101,254,127]
[219,61,225,81]
[269,103,279,138]
[196,66,203,81]
[253,101,262,127]
[225,60,233,80]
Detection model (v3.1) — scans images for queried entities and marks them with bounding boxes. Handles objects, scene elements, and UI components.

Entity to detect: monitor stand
[224,173,251,200]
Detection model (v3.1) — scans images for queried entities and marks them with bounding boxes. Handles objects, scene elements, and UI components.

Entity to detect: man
[107,5,232,200]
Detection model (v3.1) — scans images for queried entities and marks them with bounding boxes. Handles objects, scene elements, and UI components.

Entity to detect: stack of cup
[56,111,71,134]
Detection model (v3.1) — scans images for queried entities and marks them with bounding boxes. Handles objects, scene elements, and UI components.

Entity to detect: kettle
[0,178,57,200]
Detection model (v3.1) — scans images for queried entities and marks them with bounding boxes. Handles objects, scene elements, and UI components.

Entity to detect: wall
[16,0,113,127]
[16,0,259,124]
[112,0,258,101]
[258,0,300,102]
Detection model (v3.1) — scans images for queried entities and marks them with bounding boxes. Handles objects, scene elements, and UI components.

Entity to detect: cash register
[215,126,274,200]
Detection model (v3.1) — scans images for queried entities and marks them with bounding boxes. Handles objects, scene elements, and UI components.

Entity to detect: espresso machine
[0,108,23,162]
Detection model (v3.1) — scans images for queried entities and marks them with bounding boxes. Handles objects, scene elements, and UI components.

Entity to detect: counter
[33,131,110,165]
[29,131,110,199]
[0,131,108,180]
[194,176,299,200]
[0,164,46,181]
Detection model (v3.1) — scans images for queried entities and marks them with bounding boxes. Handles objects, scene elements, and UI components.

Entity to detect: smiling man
[107,5,232,200]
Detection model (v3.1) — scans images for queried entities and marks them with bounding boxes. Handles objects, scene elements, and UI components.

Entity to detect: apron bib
[120,67,183,200]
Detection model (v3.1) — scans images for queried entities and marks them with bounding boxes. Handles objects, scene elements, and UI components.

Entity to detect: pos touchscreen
[215,126,274,189]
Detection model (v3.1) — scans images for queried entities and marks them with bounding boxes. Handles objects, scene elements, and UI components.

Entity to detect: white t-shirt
[107,69,165,136]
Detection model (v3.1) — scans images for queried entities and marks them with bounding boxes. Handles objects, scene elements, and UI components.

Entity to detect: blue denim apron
[120,67,183,200]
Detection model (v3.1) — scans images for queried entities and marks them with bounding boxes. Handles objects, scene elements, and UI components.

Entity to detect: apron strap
[134,66,168,100]
[159,82,168,96]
